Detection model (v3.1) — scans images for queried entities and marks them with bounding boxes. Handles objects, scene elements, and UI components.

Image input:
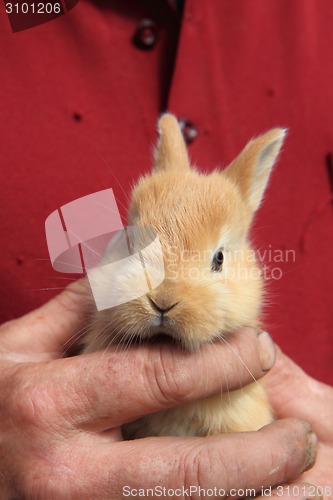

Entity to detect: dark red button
[178,118,198,144]
[133,19,158,50]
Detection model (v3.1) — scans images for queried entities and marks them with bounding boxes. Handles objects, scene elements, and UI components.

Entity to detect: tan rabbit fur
[82,114,286,437]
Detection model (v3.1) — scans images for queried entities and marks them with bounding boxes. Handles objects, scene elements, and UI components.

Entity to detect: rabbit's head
[85,115,286,352]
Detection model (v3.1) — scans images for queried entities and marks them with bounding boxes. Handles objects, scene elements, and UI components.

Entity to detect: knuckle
[178,442,229,495]
[181,446,205,491]
[4,365,59,430]
[145,347,196,406]
[67,379,99,428]
[0,367,79,499]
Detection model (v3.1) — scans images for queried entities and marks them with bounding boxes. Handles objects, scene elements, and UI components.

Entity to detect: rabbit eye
[211,248,224,272]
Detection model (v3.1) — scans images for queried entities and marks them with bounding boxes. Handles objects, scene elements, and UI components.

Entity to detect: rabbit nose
[148,296,178,314]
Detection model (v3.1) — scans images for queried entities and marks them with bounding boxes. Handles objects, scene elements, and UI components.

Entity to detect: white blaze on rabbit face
[83,114,286,353]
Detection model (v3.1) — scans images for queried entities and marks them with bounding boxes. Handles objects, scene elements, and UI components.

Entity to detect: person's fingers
[47,418,315,500]
[14,328,275,432]
[0,279,91,354]
[263,347,333,441]
[301,442,333,493]
[263,348,333,492]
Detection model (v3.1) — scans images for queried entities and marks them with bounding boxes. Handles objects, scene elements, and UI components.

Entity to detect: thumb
[263,347,333,441]
[1,279,91,355]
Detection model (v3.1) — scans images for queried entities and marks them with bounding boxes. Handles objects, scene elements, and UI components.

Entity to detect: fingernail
[304,430,318,471]
[257,331,276,371]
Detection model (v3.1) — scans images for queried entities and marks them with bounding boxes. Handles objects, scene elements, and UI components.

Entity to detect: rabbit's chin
[116,323,226,353]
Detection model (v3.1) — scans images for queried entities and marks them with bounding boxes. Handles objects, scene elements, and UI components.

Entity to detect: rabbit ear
[154,114,190,171]
[224,128,287,212]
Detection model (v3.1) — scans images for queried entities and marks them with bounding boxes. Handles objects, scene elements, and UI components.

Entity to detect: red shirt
[1,0,332,383]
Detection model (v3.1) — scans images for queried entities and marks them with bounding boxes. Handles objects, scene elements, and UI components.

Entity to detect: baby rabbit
[82,114,286,438]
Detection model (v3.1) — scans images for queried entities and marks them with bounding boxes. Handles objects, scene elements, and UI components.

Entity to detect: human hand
[260,347,333,499]
[0,283,317,499]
